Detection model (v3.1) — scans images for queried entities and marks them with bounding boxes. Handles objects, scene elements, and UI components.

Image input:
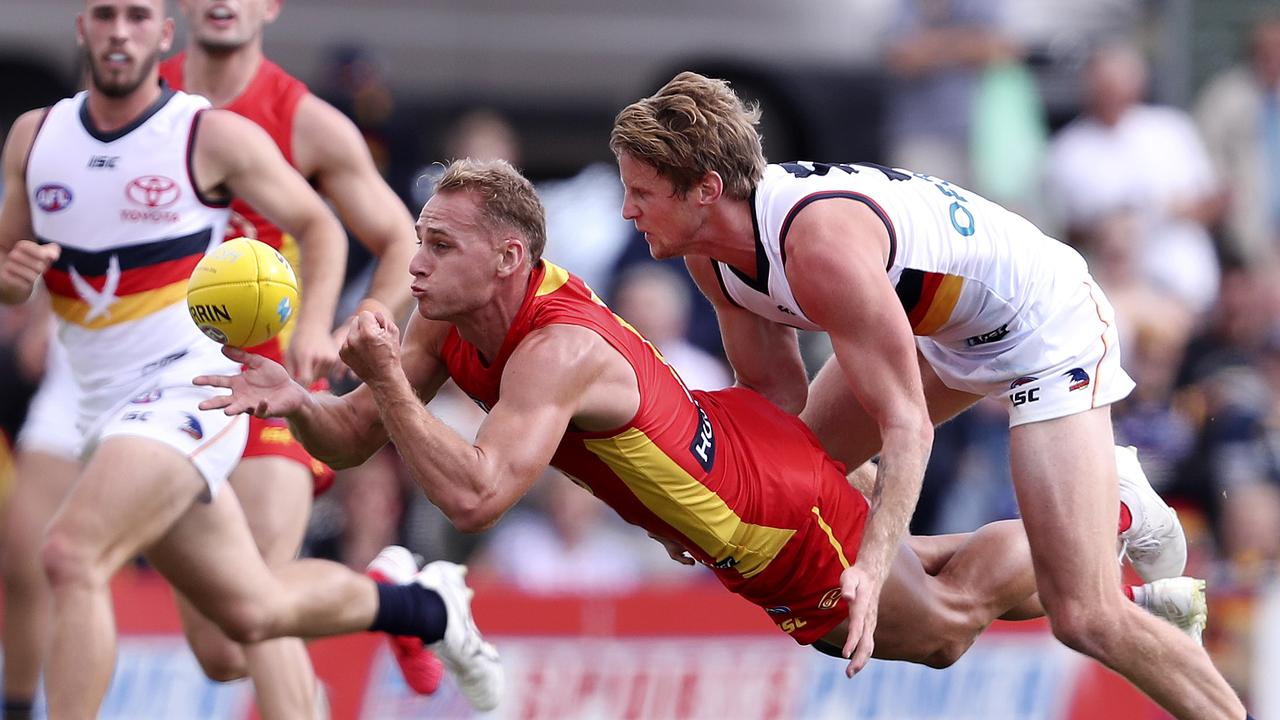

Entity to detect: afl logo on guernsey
[126,175,180,208]
[35,184,73,212]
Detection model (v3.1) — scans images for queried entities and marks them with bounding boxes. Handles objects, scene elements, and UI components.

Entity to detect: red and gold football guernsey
[442,261,870,643]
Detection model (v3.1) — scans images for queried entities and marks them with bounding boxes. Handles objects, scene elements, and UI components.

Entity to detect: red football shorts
[240,378,336,496]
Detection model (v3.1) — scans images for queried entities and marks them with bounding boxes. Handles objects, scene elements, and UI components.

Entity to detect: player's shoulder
[2,107,52,162]
[291,93,366,160]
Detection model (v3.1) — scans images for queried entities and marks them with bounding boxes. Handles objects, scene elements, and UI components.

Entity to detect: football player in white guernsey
[0,1,502,717]
[611,72,1248,720]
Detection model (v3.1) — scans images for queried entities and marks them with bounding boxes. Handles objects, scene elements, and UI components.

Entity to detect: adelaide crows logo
[1064,368,1090,392]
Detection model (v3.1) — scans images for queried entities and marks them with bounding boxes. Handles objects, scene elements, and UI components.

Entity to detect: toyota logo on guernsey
[122,175,181,223]
[35,184,73,212]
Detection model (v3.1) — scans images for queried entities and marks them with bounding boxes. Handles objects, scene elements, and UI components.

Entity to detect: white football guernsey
[712,162,1133,423]
[25,86,234,426]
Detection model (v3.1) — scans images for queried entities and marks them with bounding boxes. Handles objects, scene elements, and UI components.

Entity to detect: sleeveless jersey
[443,261,866,607]
[713,162,1090,354]
[161,54,309,363]
[26,87,230,419]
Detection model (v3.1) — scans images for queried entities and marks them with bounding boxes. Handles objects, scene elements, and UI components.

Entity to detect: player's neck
[697,196,759,281]
[182,43,263,107]
[452,273,531,363]
[86,78,164,134]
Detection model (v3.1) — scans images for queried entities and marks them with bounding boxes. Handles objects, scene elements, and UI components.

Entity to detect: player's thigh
[173,587,247,680]
[801,351,980,467]
[3,451,80,571]
[45,436,209,574]
[1007,405,1122,607]
[144,484,283,632]
[230,456,313,565]
[817,542,948,662]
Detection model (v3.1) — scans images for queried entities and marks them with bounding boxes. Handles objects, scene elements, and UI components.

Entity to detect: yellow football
[187,237,299,348]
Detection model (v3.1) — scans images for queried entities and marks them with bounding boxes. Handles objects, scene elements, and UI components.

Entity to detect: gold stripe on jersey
[913,274,964,336]
[584,427,795,578]
[536,261,571,297]
[811,506,850,569]
[50,279,187,329]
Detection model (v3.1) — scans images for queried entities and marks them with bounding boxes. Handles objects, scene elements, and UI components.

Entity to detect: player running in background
[0,2,499,717]
[199,159,1202,679]
[609,71,1245,719]
[160,0,432,711]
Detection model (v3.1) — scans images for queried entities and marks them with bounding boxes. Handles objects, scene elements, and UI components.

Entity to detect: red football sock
[1118,502,1133,534]
[1123,585,1135,602]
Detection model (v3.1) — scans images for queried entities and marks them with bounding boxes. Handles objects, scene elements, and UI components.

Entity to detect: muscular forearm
[368,372,505,532]
[287,392,383,469]
[857,423,932,584]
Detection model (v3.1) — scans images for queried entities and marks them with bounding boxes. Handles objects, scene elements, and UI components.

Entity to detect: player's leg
[0,450,78,718]
[176,456,319,720]
[145,486,503,712]
[903,523,1045,622]
[1011,407,1245,719]
[823,519,1039,668]
[801,351,981,468]
[39,436,218,718]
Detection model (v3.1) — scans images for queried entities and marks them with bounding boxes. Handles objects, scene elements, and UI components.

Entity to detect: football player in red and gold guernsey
[198,159,1059,671]
[158,0,431,713]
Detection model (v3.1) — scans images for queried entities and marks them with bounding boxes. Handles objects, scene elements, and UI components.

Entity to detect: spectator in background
[1195,13,1280,263]
[610,264,731,392]
[1045,41,1225,315]
[1171,260,1280,582]
[882,0,1017,188]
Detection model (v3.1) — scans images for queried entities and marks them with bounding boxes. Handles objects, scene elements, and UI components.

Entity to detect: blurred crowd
[2,0,1280,705]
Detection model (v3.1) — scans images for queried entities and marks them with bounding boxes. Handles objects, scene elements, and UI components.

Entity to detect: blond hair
[436,158,547,265]
[610,71,765,199]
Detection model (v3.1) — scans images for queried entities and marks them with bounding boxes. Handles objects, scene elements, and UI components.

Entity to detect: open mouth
[103,51,131,69]
[206,4,236,28]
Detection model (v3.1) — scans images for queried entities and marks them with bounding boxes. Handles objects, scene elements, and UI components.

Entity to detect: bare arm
[293,95,416,320]
[197,311,451,468]
[786,200,933,673]
[685,256,809,413]
[193,109,347,382]
[292,309,452,466]
[347,316,616,533]
[0,110,60,305]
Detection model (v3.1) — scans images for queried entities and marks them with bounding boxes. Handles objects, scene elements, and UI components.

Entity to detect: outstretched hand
[839,564,882,677]
[195,346,309,418]
[647,532,696,566]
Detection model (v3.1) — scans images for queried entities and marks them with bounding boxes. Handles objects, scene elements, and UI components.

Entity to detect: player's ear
[696,171,723,206]
[264,0,283,24]
[160,15,175,53]
[495,236,526,278]
[75,13,86,47]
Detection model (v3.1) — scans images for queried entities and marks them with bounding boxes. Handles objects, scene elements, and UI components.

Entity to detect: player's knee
[39,530,103,592]
[1044,594,1125,658]
[210,602,274,645]
[923,637,973,669]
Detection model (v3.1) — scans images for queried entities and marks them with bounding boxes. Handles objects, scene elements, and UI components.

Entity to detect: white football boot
[1116,445,1188,581]
[415,561,503,712]
[1134,576,1208,645]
